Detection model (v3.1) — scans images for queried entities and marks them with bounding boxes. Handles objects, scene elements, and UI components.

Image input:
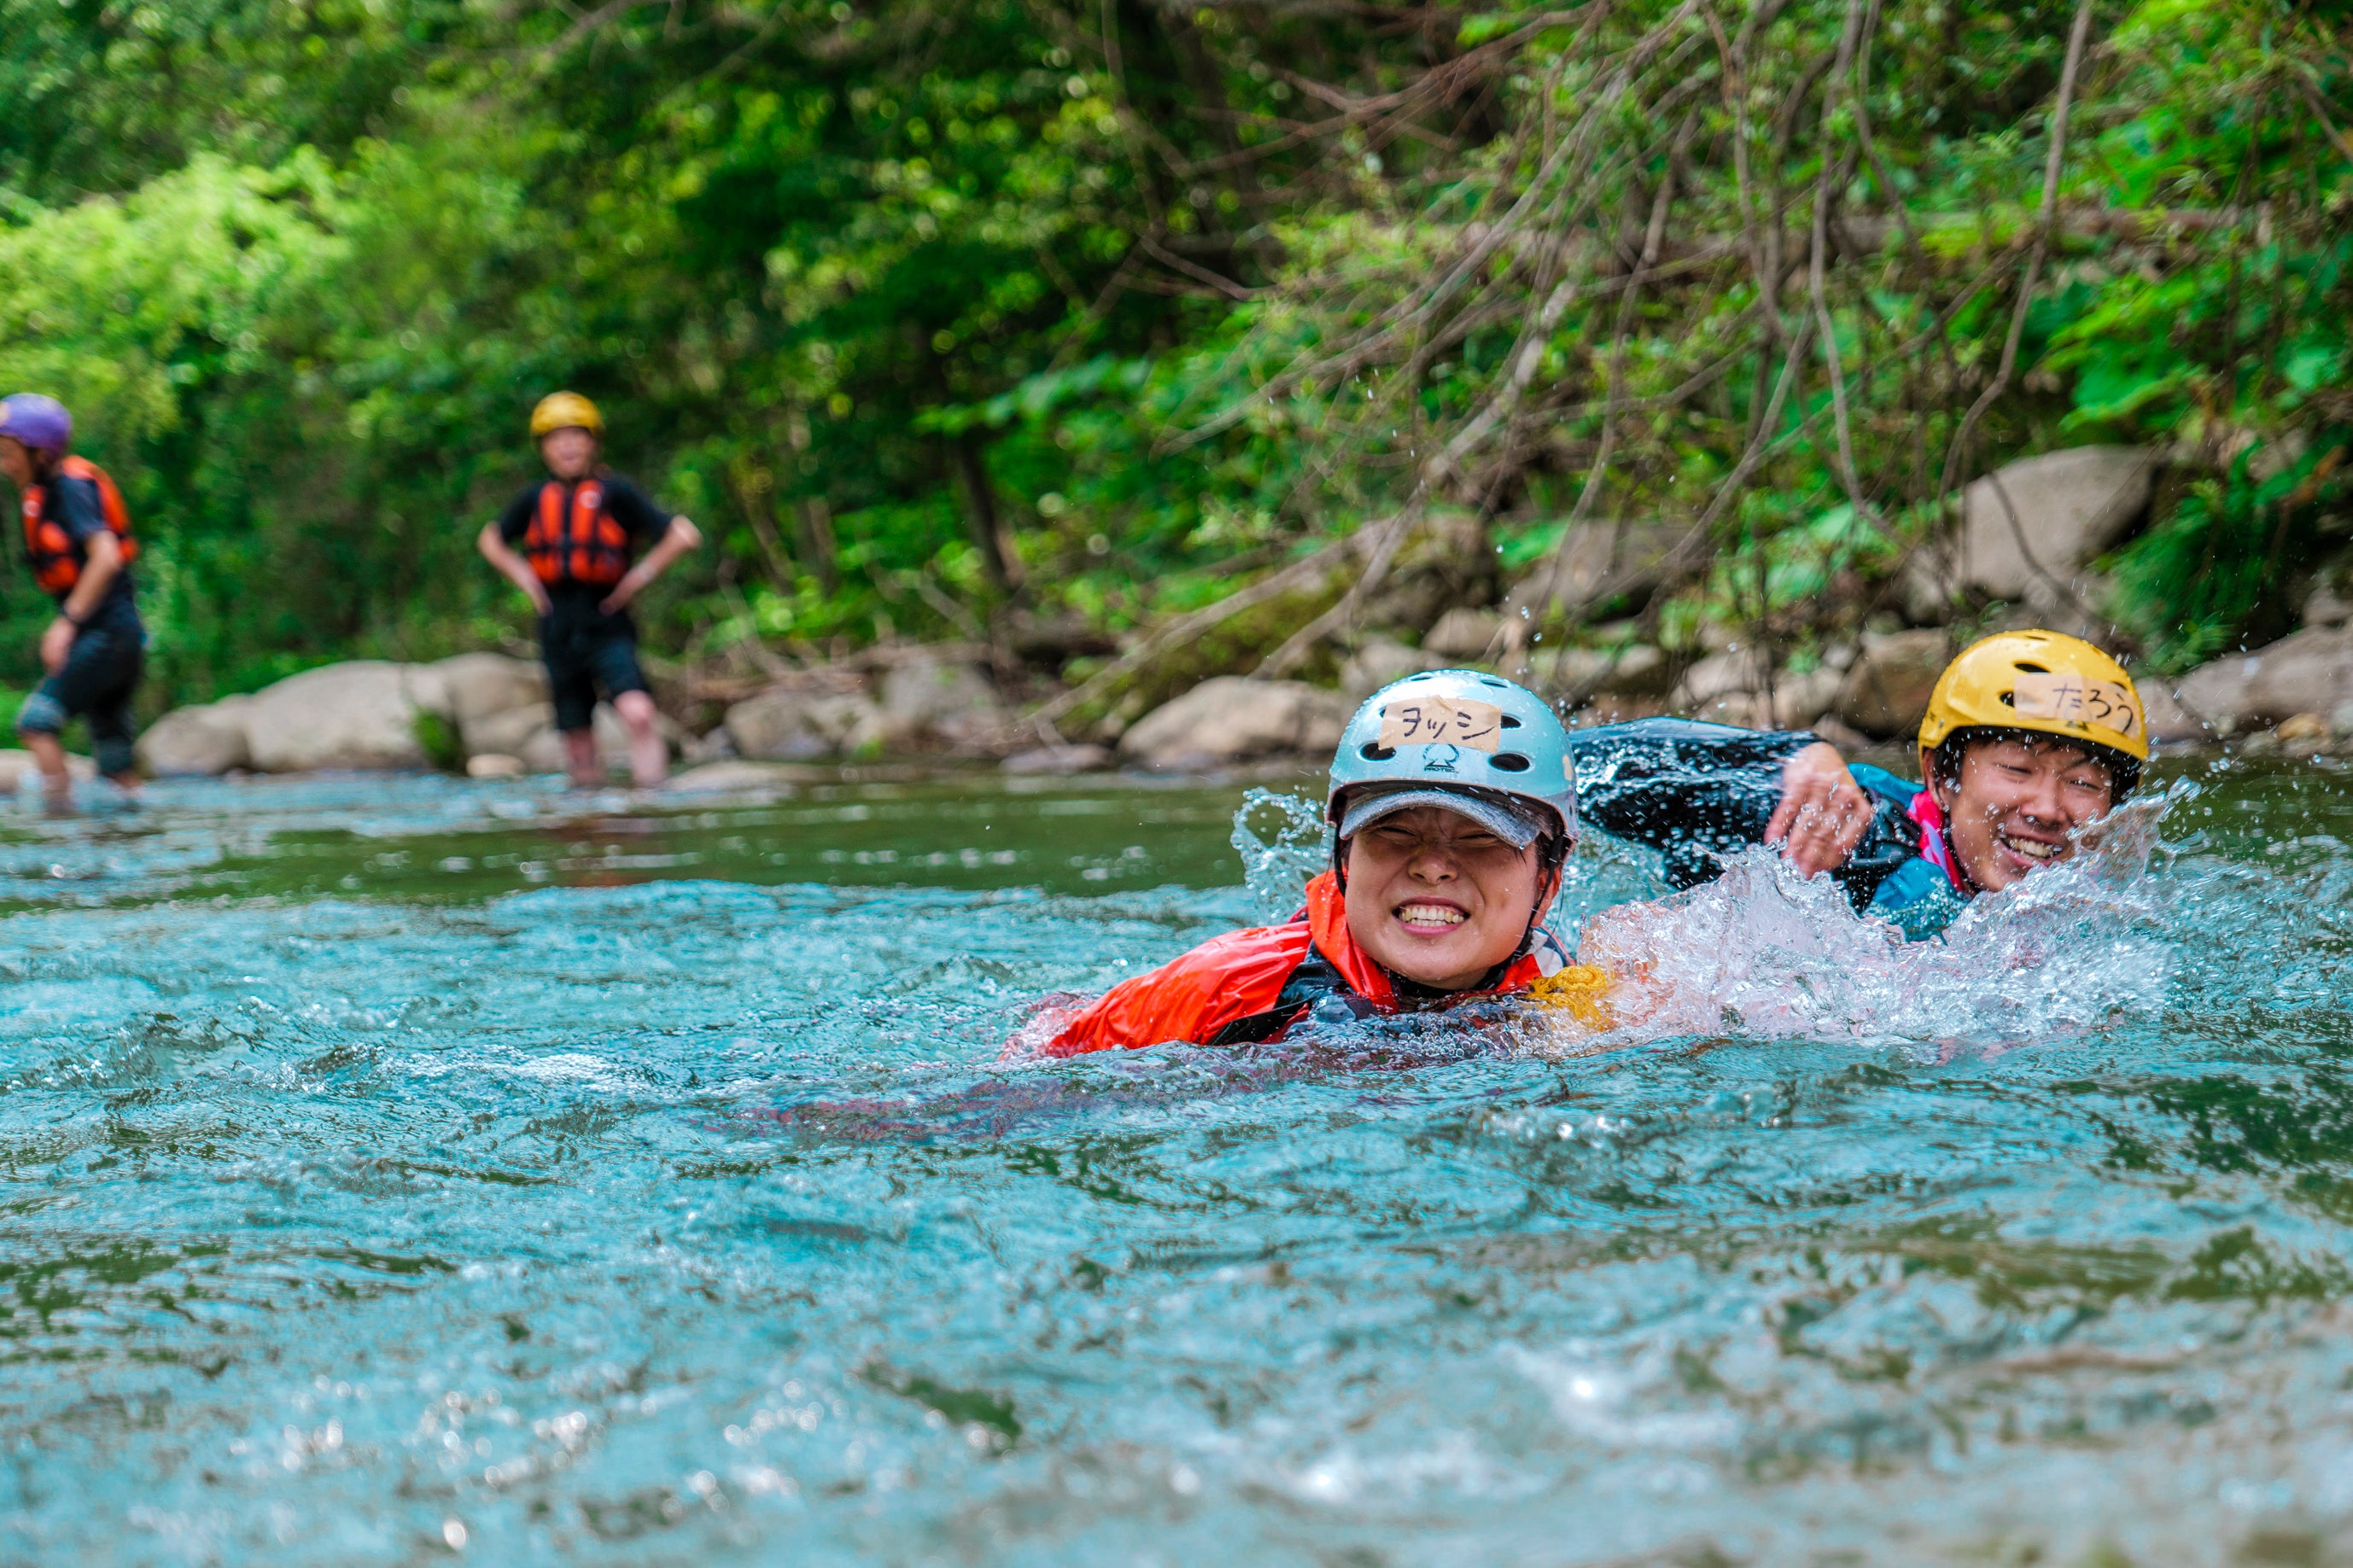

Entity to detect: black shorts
[17,620,143,776]
[540,607,647,732]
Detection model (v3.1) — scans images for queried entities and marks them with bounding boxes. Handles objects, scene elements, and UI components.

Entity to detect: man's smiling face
[1934,735,2117,893]
[1340,805,1549,991]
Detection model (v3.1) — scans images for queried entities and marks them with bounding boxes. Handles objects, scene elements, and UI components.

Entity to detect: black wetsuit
[1566,717,1967,940]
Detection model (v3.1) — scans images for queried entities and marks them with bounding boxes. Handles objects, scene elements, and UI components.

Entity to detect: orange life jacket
[22,456,137,597]
[1031,871,1566,1058]
[523,476,631,587]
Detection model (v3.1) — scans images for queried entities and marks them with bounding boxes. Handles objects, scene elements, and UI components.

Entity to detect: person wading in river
[1017,670,1614,1057]
[0,394,144,814]
[1568,629,2150,939]
[477,392,701,790]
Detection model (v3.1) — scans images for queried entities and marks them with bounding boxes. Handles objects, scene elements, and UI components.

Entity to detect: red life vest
[1028,871,1565,1058]
[523,476,631,586]
[22,456,137,597]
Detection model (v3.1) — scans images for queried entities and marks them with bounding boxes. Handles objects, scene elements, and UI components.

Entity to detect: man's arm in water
[1567,717,1916,906]
[1767,741,1871,877]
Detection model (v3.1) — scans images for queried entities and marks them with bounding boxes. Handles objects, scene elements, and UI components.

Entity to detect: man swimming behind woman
[1570,629,2151,938]
[1029,670,1609,1056]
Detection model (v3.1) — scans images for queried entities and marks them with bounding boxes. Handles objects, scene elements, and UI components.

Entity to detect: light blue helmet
[1327,669,1578,850]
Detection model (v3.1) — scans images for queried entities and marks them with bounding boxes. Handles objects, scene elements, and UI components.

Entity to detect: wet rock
[431,653,547,730]
[1340,638,1450,701]
[1661,647,1841,729]
[1118,677,1354,771]
[457,703,551,763]
[1771,665,1848,730]
[2276,712,2330,743]
[1422,608,1503,660]
[1836,629,1949,738]
[244,661,452,772]
[1513,643,1673,698]
[1959,446,2157,604]
[135,695,254,777]
[2303,573,2353,630]
[724,678,886,761]
[1673,646,1769,710]
[2136,679,2212,744]
[666,760,811,794]
[464,753,526,779]
[1899,548,1959,625]
[2176,627,2353,731]
[1001,743,1112,776]
[876,654,1005,749]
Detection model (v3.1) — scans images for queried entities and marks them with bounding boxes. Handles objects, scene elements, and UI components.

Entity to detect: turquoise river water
[2,757,2350,1565]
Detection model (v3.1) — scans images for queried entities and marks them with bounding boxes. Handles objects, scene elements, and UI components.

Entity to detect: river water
[3,757,2350,1565]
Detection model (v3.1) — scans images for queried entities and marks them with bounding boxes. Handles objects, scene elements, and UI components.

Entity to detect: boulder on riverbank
[722,650,1007,760]
[2175,627,2353,733]
[1957,446,2157,606]
[244,662,452,772]
[1118,677,1353,771]
[1836,630,1950,738]
[137,694,254,776]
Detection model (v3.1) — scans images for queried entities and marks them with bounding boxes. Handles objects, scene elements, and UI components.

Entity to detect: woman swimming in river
[1015,669,1614,1057]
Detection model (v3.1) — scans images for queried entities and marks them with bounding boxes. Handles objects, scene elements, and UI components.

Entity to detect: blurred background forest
[0,0,2346,720]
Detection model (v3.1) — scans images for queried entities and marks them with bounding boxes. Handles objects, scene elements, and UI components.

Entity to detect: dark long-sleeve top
[1565,717,1967,940]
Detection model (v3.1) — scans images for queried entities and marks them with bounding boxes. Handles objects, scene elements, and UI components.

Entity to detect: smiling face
[539,427,598,480]
[1340,806,1551,991]
[1930,734,2117,893]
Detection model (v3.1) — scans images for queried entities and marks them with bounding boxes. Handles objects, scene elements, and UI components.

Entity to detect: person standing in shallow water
[476,393,701,790]
[1567,629,2151,939]
[0,394,144,815]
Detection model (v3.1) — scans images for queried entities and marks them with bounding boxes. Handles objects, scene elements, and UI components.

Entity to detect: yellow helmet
[1919,629,2150,775]
[529,391,604,439]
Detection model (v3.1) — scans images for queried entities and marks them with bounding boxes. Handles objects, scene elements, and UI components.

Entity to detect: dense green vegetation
[0,0,2344,714]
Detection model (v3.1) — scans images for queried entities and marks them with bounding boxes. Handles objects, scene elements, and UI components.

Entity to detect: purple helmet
[0,394,70,456]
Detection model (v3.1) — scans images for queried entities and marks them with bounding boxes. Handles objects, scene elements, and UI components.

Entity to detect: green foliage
[0,0,2341,714]
[411,707,464,773]
[2109,442,2349,672]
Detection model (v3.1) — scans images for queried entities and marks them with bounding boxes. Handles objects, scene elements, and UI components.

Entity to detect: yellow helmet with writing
[1919,629,2149,787]
[528,391,604,439]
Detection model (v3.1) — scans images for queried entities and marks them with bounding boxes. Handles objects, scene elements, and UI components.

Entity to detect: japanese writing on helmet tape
[2011,671,2140,736]
[1378,696,1503,752]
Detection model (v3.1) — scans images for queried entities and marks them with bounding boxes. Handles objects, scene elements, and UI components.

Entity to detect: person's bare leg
[19,730,71,814]
[614,691,666,789]
[563,727,603,790]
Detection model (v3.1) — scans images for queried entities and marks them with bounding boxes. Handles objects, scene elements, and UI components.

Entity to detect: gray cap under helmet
[1326,668,1579,848]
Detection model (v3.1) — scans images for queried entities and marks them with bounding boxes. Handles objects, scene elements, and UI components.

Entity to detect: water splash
[1228,787,1329,920]
[1558,781,2192,1055]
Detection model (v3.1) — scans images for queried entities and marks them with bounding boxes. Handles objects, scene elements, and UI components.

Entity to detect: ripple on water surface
[1,760,2350,1564]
